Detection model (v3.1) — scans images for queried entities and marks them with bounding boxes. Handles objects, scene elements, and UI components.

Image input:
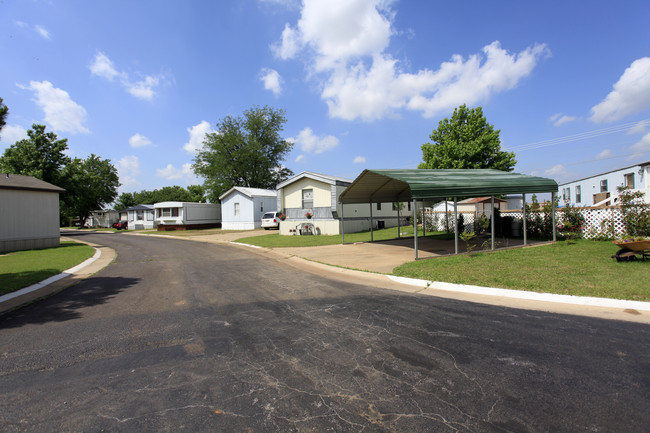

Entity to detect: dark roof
[120,204,155,212]
[0,173,65,193]
[339,169,558,204]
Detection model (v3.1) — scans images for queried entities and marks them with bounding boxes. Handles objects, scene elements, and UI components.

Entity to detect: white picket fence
[423,206,631,239]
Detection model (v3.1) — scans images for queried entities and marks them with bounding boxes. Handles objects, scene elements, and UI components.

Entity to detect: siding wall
[560,165,649,206]
[0,189,60,253]
[221,193,276,230]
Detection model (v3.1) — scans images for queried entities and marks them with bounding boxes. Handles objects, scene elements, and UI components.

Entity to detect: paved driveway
[1,231,649,432]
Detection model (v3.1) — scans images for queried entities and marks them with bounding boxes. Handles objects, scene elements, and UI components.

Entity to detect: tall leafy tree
[419,105,516,171]
[60,154,120,227]
[0,97,8,139]
[193,106,293,202]
[114,192,137,211]
[187,184,206,203]
[0,124,71,183]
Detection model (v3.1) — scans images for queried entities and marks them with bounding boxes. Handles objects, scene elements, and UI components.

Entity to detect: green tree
[60,154,120,227]
[187,184,206,203]
[0,124,70,184]
[0,97,8,139]
[193,105,293,202]
[419,105,516,171]
[114,192,137,210]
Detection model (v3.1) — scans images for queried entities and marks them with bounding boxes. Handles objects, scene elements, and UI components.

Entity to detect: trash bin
[512,220,523,237]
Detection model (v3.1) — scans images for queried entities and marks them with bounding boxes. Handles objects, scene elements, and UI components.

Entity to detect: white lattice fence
[423,211,476,232]
[504,207,627,239]
[428,207,629,239]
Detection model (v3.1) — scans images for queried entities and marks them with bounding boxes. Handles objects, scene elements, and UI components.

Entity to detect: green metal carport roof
[339,169,558,204]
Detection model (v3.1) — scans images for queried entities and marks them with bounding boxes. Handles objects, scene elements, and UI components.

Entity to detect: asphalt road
[1,231,649,432]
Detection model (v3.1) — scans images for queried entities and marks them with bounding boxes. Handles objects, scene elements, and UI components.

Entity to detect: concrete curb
[386,275,650,312]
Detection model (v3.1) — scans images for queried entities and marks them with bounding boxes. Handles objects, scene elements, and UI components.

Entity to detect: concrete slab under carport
[276,236,548,274]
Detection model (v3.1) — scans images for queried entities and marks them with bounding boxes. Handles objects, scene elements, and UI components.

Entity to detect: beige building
[276,171,406,235]
[0,173,65,253]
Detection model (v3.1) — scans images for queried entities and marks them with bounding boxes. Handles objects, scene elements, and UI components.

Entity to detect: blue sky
[1,0,650,196]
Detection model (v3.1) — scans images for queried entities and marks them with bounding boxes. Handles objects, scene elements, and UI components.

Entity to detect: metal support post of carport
[454,197,459,255]
[369,202,373,242]
[490,196,495,250]
[340,202,345,244]
[413,199,418,260]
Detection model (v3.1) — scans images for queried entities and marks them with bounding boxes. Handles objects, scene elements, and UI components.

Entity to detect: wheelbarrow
[612,239,650,262]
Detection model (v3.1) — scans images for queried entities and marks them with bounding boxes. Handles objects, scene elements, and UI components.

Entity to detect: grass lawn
[0,241,95,296]
[236,226,455,248]
[393,239,650,301]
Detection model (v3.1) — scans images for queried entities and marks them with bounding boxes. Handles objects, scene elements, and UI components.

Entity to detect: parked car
[261,211,282,230]
[112,220,128,230]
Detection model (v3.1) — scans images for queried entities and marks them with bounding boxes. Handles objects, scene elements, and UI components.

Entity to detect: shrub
[618,186,650,237]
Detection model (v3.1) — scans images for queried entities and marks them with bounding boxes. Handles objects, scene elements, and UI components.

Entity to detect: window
[376,203,381,211]
[600,179,608,193]
[575,185,581,203]
[260,201,264,212]
[234,202,240,216]
[624,173,634,189]
[159,208,179,217]
[302,189,313,209]
[563,187,570,202]
[137,211,144,221]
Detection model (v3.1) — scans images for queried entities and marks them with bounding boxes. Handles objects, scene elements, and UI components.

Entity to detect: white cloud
[0,124,28,144]
[126,75,160,101]
[274,0,549,121]
[631,131,650,152]
[129,133,151,148]
[549,113,577,126]
[184,121,214,154]
[591,57,650,123]
[21,80,89,134]
[353,155,366,164]
[290,127,339,154]
[596,149,613,159]
[156,163,197,183]
[89,52,121,81]
[34,25,50,39]
[627,120,648,135]
[89,51,164,101]
[117,155,141,189]
[260,68,283,96]
[545,164,569,178]
[274,24,302,59]
[295,154,305,162]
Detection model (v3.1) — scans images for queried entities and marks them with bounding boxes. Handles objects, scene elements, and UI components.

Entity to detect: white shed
[219,187,277,230]
[0,173,65,253]
[154,201,221,230]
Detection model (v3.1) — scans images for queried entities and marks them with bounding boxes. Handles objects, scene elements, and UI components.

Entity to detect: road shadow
[0,276,140,328]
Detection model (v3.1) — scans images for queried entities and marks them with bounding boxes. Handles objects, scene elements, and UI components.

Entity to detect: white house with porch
[559,161,650,207]
[219,187,277,230]
[276,171,404,235]
[118,204,156,230]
